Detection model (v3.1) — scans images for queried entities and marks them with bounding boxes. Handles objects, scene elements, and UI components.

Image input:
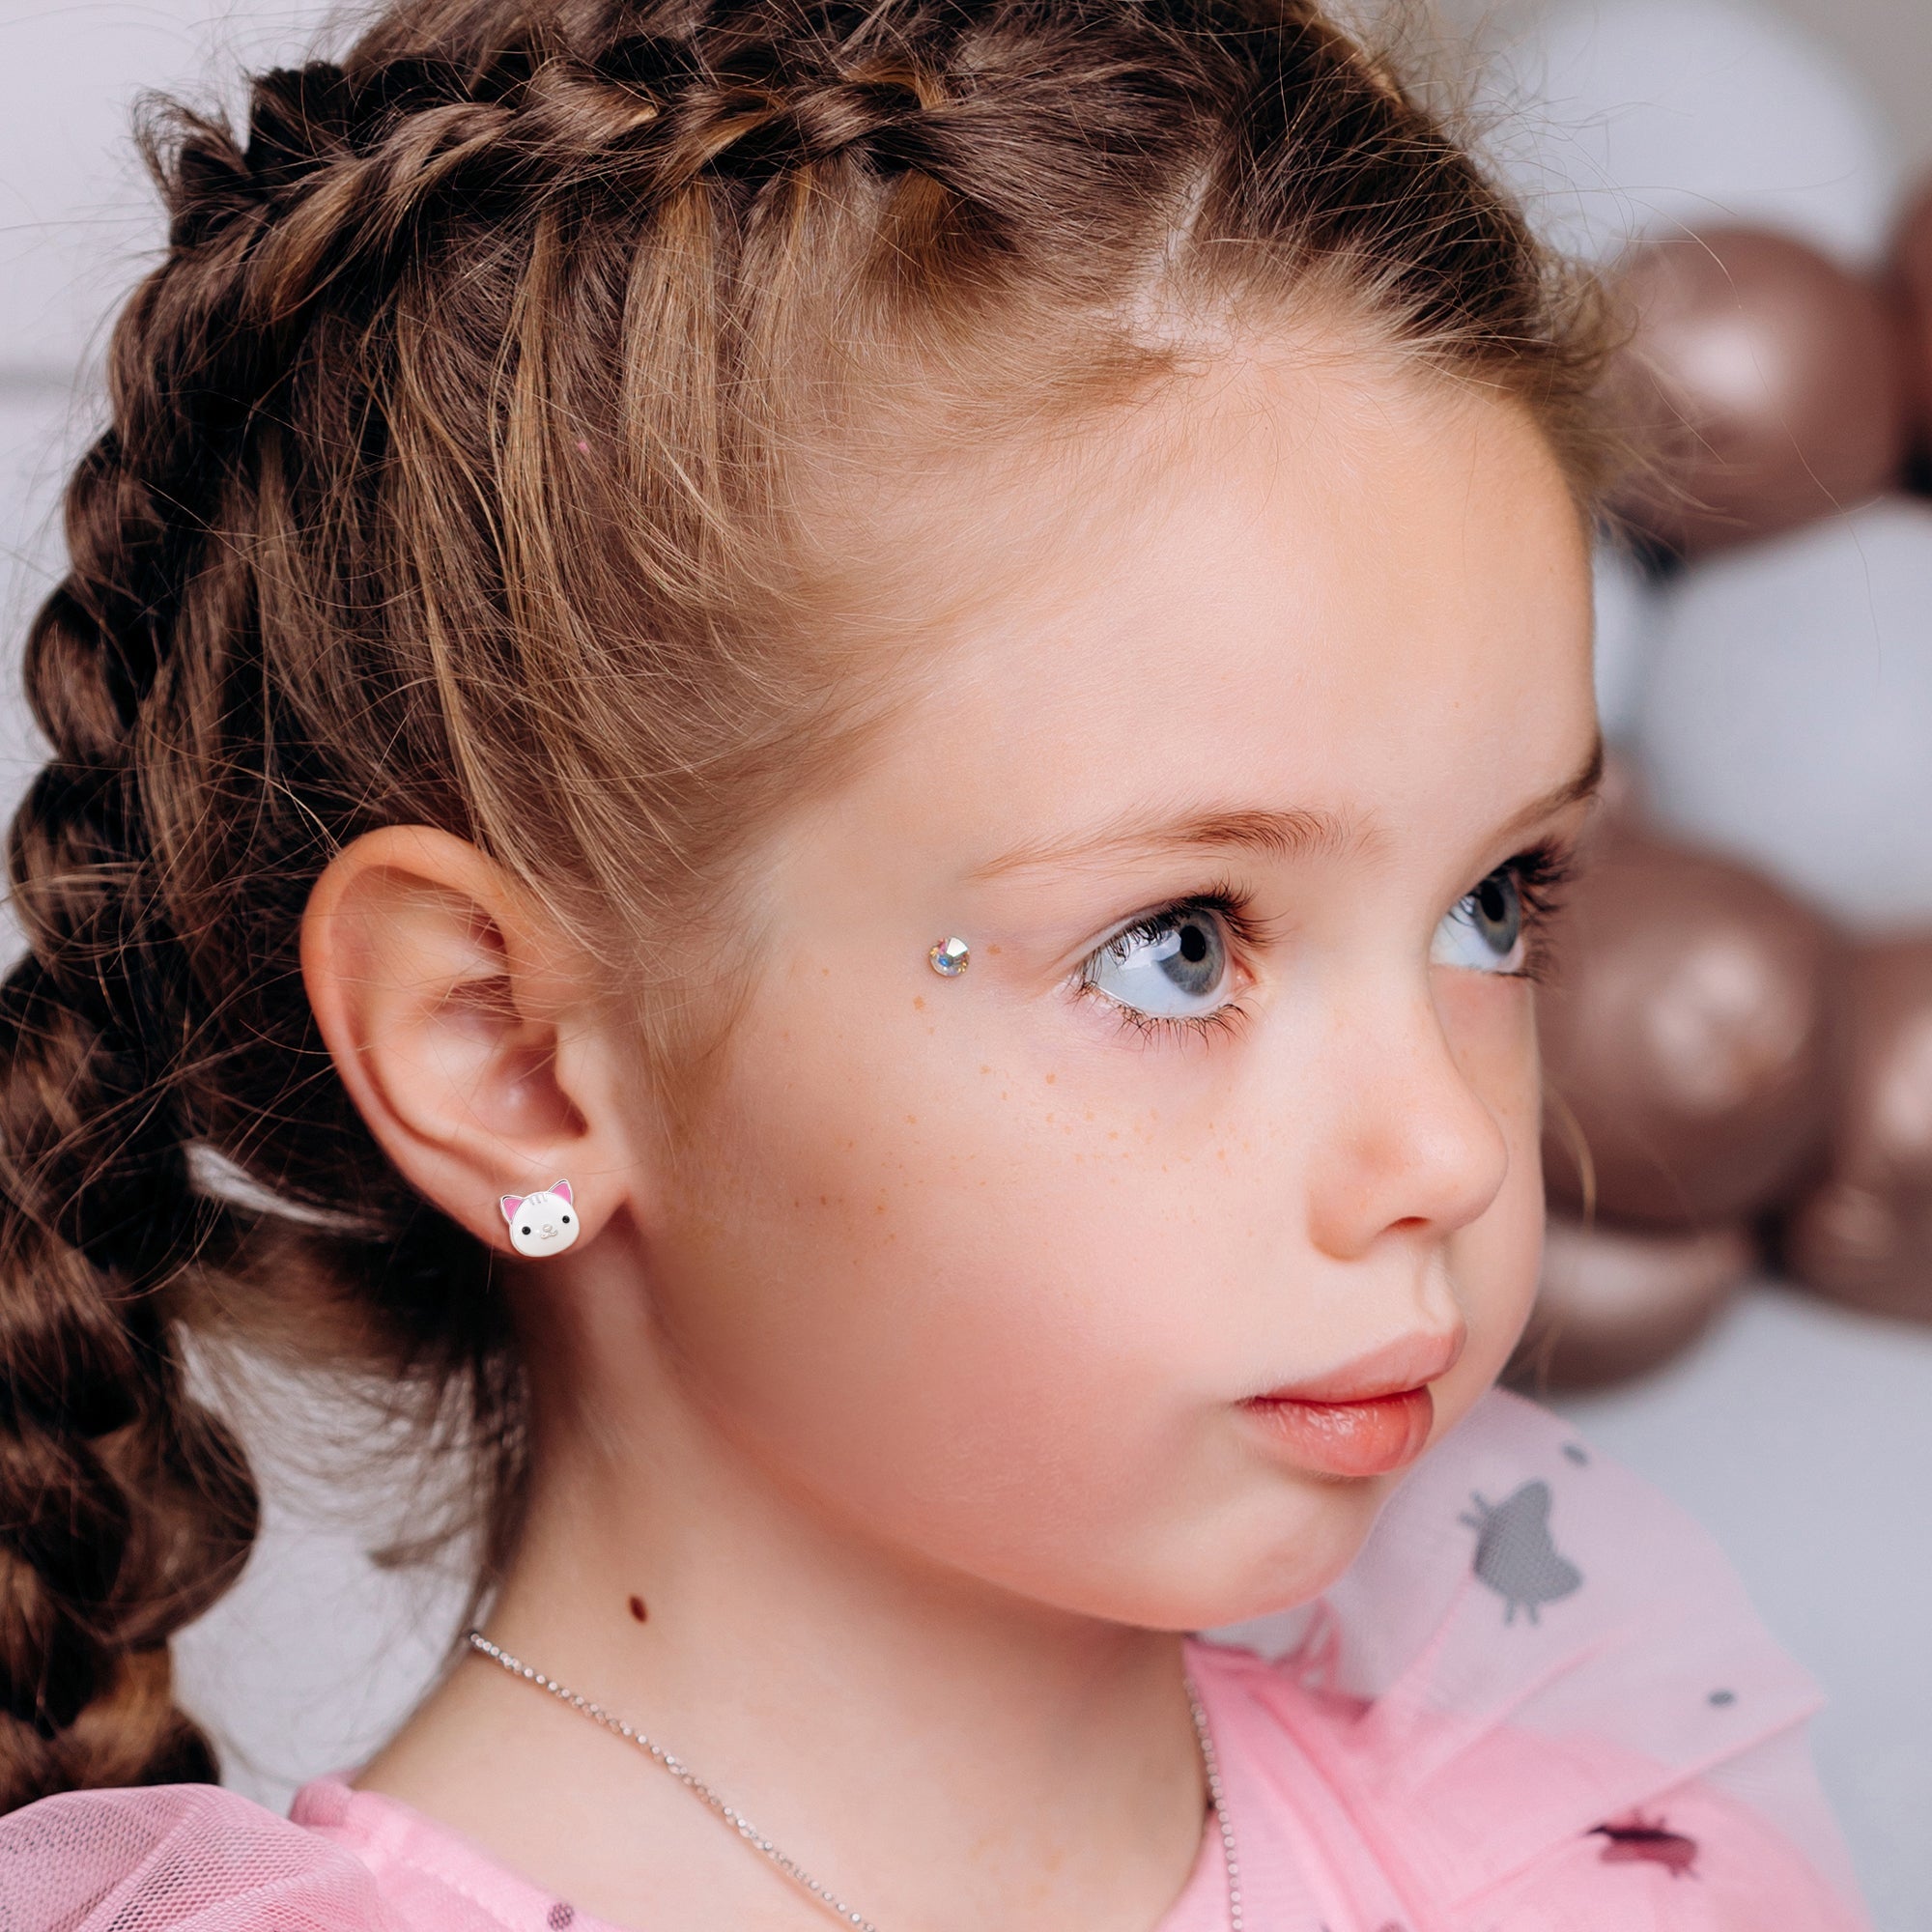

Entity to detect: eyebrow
[1498,731,1606,840]
[967,734,1605,883]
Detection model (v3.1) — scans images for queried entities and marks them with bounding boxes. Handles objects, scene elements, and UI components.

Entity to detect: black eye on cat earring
[927,937,970,977]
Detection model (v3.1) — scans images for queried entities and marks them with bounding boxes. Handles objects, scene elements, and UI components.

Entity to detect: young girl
[0,1,1871,1927]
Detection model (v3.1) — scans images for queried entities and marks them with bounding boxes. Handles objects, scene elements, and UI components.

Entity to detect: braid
[0,444,257,1804]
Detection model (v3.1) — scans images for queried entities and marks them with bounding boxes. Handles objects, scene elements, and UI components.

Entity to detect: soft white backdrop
[2,3,1930,1928]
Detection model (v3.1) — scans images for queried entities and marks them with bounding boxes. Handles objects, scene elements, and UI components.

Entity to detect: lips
[1240,1329,1463,1480]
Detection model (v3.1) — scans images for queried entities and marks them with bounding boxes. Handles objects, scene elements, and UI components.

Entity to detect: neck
[361,1254,1211,1932]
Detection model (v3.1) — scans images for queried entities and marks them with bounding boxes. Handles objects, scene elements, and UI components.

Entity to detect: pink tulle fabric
[0,1391,1869,1932]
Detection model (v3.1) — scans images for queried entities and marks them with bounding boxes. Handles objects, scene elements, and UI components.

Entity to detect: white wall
[1443,0,1932,176]
[1771,0,1932,173]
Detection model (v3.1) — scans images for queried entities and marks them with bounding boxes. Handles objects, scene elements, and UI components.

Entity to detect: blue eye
[1085,905,1233,1018]
[1433,867,1526,974]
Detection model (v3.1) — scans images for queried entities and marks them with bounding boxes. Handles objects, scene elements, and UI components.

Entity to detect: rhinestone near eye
[927,936,970,977]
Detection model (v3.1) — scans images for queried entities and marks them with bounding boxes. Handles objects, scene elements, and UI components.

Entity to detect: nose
[1303,975,1512,1262]
[541,1221,556,1237]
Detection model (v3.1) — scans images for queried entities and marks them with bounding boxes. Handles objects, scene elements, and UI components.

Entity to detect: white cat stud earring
[500,1179,580,1258]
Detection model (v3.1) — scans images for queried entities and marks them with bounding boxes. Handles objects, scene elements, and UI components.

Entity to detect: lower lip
[1242,1385,1435,1479]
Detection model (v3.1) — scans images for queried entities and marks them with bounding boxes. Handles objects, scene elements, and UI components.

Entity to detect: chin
[1225,1509,1387,1627]
[1083,1485,1392,1635]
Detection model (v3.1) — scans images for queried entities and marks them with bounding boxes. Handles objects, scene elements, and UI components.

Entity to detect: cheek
[658,996,1206,1479]
[1435,972,1547,1401]
[644,983,1333,1619]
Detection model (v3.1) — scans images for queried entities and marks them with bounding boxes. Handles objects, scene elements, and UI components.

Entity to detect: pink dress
[0,1393,1869,1931]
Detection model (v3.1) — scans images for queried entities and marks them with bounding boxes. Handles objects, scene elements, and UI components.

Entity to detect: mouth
[1239,1329,1464,1481]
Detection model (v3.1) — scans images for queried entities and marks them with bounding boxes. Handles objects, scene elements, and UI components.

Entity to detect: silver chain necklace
[464,1629,1242,1931]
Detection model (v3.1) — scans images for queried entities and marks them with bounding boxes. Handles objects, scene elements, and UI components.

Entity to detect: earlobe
[299,825,628,1257]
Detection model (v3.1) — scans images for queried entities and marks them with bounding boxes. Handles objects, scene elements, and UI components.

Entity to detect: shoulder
[1205,1389,1806,1713]
[0,1781,399,1931]
[1260,1387,1821,1727]
[1194,1391,1870,1929]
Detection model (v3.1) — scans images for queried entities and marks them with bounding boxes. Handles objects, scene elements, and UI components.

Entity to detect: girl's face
[631,349,1598,1630]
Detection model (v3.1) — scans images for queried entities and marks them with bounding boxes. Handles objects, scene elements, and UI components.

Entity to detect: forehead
[839,349,1595,867]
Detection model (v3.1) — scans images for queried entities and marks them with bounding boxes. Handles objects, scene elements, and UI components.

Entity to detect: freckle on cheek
[913,995,925,1010]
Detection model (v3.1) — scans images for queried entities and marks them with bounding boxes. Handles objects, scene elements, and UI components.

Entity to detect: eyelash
[1504,839,1578,983]
[1077,841,1579,1044]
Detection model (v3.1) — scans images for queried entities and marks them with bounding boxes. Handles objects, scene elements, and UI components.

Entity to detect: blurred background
[5,2,1932,1926]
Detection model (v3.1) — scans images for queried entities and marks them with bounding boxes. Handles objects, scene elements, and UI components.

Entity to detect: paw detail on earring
[500,1179,580,1258]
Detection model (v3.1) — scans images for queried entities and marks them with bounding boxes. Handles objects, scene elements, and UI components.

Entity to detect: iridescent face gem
[927,936,971,978]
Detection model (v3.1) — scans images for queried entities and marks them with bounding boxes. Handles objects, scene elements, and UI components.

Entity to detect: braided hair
[0,0,1608,1809]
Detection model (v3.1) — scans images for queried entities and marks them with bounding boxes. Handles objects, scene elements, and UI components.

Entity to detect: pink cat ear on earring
[499,1179,581,1258]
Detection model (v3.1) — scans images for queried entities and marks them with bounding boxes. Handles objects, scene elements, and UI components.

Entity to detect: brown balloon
[1540,832,1838,1229]
[1784,938,1932,1321]
[1609,228,1909,557]
[1890,179,1932,453]
[1511,1216,1756,1393]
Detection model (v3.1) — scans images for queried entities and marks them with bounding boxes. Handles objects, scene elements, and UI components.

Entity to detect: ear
[301,824,631,1257]
[552,1179,573,1204]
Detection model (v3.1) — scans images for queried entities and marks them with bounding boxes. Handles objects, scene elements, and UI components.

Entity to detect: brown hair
[0,0,1606,1810]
